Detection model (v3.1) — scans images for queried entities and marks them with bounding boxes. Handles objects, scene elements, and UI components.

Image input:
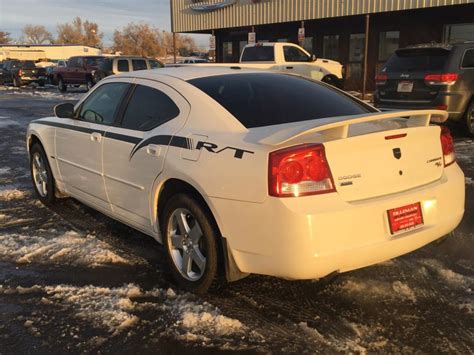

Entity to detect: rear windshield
[188,73,372,128]
[241,46,275,62]
[21,61,36,69]
[383,48,450,72]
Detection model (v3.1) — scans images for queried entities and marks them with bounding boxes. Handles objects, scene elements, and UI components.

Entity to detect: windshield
[383,48,450,72]
[188,73,372,128]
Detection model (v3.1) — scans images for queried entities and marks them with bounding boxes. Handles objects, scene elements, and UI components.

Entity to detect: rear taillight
[268,144,335,197]
[375,74,388,85]
[424,73,458,85]
[440,126,455,167]
[18,69,23,76]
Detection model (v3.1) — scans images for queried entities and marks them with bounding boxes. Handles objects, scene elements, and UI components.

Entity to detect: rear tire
[86,76,94,91]
[321,75,339,88]
[161,193,221,294]
[464,100,474,137]
[58,77,67,92]
[30,143,56,205]
[13,76,21,87]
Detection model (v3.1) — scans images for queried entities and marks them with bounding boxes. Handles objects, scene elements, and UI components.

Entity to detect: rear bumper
[374,91,469,121]
[210,164,465,280]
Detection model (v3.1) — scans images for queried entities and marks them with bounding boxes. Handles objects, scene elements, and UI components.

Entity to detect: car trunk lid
[259,110,448,202]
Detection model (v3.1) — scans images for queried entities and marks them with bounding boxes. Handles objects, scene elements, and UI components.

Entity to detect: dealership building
[171,0,474,90]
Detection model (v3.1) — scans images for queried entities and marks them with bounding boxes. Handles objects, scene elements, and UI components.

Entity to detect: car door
[282,45,320,79]
[55,81,131,211]
[102,78,190,229]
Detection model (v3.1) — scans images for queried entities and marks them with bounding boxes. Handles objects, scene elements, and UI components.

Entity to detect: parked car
[93,56,164,83]
[175,42,344,87]
[374,42,474,136]
[0,60,46,87]
[27,68,464,293]
[180,57,210,64]
[54,56,105,92]
[46,60,68,85]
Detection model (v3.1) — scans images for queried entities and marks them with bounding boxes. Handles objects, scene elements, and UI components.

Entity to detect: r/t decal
[196,141,254,159]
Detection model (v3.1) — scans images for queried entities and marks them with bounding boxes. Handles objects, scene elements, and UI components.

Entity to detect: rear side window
[188,73,372,128]
[120,85,180,131]
[117,59,129,72]
[283,46,311,62]
[383,48,450,72]
[241,46,275,62]
[132,59,147,71]
[461,49,474,68]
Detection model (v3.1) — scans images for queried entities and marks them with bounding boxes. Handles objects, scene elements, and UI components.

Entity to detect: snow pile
[0,282,247,343]
[0,167,11,176]
[419,259,474,288]
[455,140,473,163]
[466,177,474,186]
[0,188,29,201]
[0,116,21,128]
[340,279,417,302]
[44,284,140,335]
[0,230,142,267]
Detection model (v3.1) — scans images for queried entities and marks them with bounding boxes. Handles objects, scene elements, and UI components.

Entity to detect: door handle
[286,66,294,69]
[91,132,102,143]
[146,144,161,157]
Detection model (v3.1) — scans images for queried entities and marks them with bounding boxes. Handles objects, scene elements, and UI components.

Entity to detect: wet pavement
[0,86,473,354]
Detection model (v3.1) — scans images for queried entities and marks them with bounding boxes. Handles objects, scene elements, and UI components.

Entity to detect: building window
[322,35,339,60]
[378,31,399,61]
[223,41,233,62]
[444,23,474,43]
[303,37,314,54]
[346,33,365,87]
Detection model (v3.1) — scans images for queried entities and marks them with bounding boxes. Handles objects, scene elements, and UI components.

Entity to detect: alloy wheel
[167,208,207,281]
[31,152,48,197]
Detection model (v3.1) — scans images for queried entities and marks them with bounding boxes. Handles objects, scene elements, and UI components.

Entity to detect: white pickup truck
[171,42,344,87]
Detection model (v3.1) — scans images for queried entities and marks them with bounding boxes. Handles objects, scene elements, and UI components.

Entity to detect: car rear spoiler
[258,110,448,146]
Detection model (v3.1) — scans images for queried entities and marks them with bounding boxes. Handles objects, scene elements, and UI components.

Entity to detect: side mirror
[311,54,317,62]
[54,103,74,118]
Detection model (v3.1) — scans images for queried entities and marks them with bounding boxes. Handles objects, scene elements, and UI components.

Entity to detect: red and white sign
[248,32,256,45]
[298,27,305,44]
[209,35,216,50]
[387,202,424,235]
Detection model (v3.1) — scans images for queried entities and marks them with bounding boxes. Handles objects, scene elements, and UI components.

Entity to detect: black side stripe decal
[34,121,192,159]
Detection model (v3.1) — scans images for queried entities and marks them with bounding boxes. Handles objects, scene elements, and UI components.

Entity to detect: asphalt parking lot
[0,86,473,354]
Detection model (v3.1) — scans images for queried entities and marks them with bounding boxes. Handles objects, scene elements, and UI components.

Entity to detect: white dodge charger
[27,68,465,293]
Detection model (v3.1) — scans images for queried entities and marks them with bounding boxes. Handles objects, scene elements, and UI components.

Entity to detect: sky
[0,0,210,48]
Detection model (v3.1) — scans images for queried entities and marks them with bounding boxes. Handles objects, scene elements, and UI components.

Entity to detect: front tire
[321,75,340,88]
[162,193,221,294]
[30,143,56,205]
[58,77,67,92]
[464,100,474,137]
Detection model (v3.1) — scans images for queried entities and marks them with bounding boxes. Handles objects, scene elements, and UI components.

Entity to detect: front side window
[78,83,130,125]
[149,59,164,69]
[189,73,372,128]
[462,49,474,68]
[117,59,130,72]
[132,59,147,71]
[283,46,311,62]
[120,85,180,131]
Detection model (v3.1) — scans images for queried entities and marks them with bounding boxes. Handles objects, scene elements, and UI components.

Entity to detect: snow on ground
[0,188,29,201]
[0,230,144,267]
[0,85,85,100]
[339,279,418,303]
[0,283,248,344]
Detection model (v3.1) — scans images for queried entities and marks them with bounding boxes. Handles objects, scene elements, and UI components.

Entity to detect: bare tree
[0,31,12,44]
[113,23,163,57]
[56,17,103,48]
[22,25,53,44]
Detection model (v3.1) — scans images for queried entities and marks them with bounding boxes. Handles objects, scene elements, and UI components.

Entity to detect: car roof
[116,66,265,81]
